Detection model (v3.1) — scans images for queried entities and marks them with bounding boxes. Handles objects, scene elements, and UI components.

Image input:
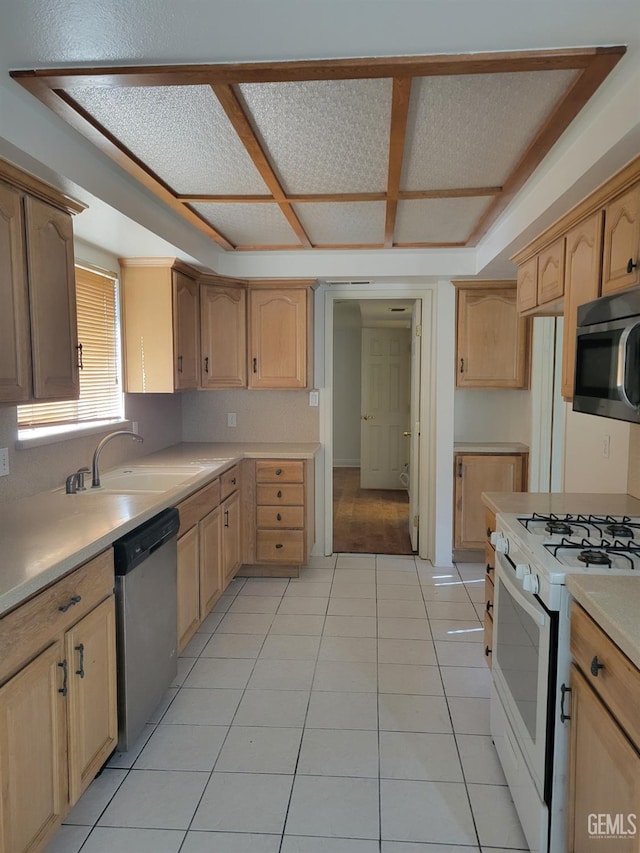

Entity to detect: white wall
[333,307,362,466]
[563,406,630,493]
[454,389,531,444]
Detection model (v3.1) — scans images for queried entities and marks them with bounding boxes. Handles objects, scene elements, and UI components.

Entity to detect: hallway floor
[46,555,529,853]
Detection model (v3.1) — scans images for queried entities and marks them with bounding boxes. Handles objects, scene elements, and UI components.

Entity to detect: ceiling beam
[211,84,312,249]
[384,78,412,248]
[177,187,501,204]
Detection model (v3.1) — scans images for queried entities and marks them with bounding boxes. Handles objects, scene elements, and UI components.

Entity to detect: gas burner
[604,523,634,538]
[546,520,573,535]
[578,549,612,567]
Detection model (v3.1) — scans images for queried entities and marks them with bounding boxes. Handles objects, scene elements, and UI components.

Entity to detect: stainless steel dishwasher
[113,507,180,751]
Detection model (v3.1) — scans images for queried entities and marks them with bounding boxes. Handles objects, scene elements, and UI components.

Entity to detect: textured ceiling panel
[191,203,298,246]
[67,84,269,195]
[294,202,386,245]
[402,70,578,190]
[238,79,392,194]
[395,197,494,243]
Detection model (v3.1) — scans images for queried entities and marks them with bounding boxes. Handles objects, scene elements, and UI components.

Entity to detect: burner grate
[544,537,640,570]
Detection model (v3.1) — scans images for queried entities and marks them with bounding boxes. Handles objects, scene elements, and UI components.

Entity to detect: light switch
[309,390,319,407]
[227,412,237,427]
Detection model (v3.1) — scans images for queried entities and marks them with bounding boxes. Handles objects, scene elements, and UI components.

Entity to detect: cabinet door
[0,182,31,403]
[24,196,79,401]
[200,285,247,388]
[199,506,222,618]
[173,271,199,390]
[249,288,307,389]
[177,526,200,652]
[537,237,565,305]
[457,288,529,388]
[222,491,241,584]
[454,455,523,549]
[0,642,67,853]
[516,257,537,313]
[561,211,603,399]
[602,183,640,295]
[65,597,118,805]
[567,664,640,852]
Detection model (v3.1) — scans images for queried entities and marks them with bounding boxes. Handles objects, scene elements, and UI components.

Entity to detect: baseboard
[235,563,300,578]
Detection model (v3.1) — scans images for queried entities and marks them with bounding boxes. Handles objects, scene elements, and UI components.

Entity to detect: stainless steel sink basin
[78,465,211,494]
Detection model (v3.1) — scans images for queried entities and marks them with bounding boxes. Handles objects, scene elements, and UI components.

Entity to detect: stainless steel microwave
[574,287,640,423]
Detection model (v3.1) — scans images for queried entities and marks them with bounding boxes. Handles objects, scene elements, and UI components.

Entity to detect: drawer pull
[486,563,493,575]
[277,490,282,498]
[560,683,571,722]
[231,477,236,485]
[484,645,491,658]
[486,527,492,538]
[75,643,85,678]
[485,600,493,613]
[275,543,283,549]
[275,468,283,476]
[58,659,68,696]
[590,655,605,677]
[277,513,282,521]
[224,509,229,528]
[627,257,637,274]
[204,356,209,373]
[58,594,82,613]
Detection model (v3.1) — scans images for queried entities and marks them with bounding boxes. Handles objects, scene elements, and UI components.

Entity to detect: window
[18,266,124,434]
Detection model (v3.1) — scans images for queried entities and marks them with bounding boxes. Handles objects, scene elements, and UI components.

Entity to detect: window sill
[16,420,132,450]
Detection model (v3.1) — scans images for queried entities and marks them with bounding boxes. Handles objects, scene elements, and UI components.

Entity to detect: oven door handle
[496,557,546,627]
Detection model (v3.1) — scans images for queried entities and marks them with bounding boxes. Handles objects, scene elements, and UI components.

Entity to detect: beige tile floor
[46,555,530,853]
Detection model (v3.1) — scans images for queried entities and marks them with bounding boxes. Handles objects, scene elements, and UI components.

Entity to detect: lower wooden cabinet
[222,490,241,585]
[199,506,222,617]
[0,550,116,853]
[177,524,201,652]
[454,453,525,549]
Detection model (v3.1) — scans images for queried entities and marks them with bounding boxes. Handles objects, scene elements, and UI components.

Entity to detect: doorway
[332,299,414,555]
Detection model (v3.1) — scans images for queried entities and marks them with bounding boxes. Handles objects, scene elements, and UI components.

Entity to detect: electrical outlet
[602,434,610,458]
[227,412,237,428]
[309,390,319,407]
[131,421,139,434]
[0,448,8,477]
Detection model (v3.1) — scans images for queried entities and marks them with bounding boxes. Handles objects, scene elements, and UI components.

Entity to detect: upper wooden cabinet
[602,183,640,294]
[0,160,83,406]
[248,286,311,389]
[120,259,199,393]
[200,282,247,389]
[455,282,530,389]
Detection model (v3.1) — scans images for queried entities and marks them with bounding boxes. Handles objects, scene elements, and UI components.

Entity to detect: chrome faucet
[65,466,90,494]
[91,430,144,488]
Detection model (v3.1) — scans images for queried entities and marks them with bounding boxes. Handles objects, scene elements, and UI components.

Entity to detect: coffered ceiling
[12,47,624,253]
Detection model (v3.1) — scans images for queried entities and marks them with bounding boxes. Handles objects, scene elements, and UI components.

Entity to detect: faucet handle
[76,467,90,491]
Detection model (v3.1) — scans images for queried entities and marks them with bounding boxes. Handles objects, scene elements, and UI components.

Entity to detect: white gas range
[489,510,640,853]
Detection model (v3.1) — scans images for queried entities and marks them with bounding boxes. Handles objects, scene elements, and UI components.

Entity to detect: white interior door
[409,302,421,550]
[360,327,411,489]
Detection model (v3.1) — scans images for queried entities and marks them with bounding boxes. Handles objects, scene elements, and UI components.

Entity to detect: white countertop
[0,442,319,617]
[454,442,529,454]
[482,491,640,517]
[567,575,640,671]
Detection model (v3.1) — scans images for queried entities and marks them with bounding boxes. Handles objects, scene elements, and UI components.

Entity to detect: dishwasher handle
[113,507,180,575]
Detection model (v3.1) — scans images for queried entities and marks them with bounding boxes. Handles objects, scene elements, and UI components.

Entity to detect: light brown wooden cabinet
[177,524,201,652]
[455,283,530,389]
[454,453,525,549]
[0,550,116,853]
[0,165,81,406]
[200,282,247,388]
[602,182,640,294]
[483,509,497,668]
[255,460,306,565]
[222,489,241,585]
[249,287,310,389]
[120,259,199,393]
[567,602,640,852]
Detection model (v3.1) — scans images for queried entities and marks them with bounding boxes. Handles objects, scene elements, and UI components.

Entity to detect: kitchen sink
[77,465,213,494]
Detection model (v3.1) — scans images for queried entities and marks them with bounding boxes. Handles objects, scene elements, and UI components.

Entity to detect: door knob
[362,414,375,420]
[403,431,411,437]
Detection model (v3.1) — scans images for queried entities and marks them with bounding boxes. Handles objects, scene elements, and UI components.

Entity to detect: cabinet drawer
[257,484,304,506]
[177,478,220,535]
[256,530,305,564]
[485,544,495,574]
[257,505,305,529]
[570,601,640,748]
[484,613,493,669]
[220,465,240,501]
[256,460,304,483]
[0,549,114,685]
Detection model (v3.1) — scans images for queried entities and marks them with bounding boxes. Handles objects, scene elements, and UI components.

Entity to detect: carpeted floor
[332,467,413,555]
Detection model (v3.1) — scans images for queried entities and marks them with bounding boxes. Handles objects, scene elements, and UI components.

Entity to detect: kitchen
[1,1,640,851]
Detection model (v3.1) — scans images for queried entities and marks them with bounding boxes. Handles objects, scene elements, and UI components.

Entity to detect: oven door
[492,551,555,801]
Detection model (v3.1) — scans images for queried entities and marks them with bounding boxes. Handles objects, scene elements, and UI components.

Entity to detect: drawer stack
[255,460,306,564]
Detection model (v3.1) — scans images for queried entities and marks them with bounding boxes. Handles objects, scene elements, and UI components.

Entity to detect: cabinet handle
[76,343,84,370]
[560,683,571,722]
[590,655,605,677]
[75,643,85,678]
[277,490,282,498]
[58,660,68,696]
[58,594,82,613]
[277,513,282,521]
[486,600,493,613]
[224,509,229,528]
[231,477,236,485]
[457,461,463,478]
[460,357,464,373]
[486,563,494,575]
[253,358,257,373]
[275,468,283,476]
[627,258,638,274]
[177,355,183,373]
[275,543,283,549]
[484,645,491,658]
[486,527,492,538]
[204,356,209,373]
